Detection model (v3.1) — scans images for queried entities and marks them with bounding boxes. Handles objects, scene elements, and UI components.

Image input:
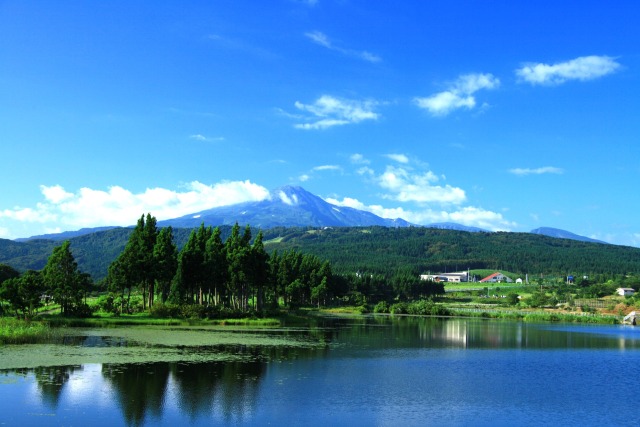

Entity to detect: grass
[450,307,620,324]
[0,317,60,344]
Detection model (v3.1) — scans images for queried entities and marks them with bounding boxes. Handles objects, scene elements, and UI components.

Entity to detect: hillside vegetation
[1,226,639,282]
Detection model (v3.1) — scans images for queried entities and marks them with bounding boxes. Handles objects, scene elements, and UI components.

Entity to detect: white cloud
[189,134,224,142]
[312,165,341,172]
[293,95,380,130]
[377,165,466,204]
[350,153,370,165]
[384,154,409,164]
[305,31,381,63]
[414,73,499,117]
[509,166,564,176]
[326,196,515,231]
[0,181,270,239]
[516,55,621,85]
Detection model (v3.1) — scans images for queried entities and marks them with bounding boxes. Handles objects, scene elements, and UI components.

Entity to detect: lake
[1,315,639,426]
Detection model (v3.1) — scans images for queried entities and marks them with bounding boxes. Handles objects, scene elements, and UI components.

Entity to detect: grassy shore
[0,302,624,345]
[0,318,61,344]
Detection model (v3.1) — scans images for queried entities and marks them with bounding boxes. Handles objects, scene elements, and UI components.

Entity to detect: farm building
[617,288,635,297]
[420,272,469,283]
[479,272,513,283]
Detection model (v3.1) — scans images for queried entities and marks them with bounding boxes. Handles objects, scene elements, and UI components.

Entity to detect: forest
[2,224,640,283]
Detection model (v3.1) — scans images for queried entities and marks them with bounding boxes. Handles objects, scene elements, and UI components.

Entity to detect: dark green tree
[204,226,228,307]
[42,241,87,315]
[153,226,178,303]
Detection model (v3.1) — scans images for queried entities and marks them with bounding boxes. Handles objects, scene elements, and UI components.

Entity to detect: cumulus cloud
[305,30,381,63]
[377,165,466,204]
[293,95,380,130]
[515,55,621,85]
[0,181,270,239]
[414,73,500,116]
[509,166,564,176]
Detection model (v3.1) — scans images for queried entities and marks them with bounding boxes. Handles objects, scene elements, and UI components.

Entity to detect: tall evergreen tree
[42,241,86,315]
[153,226,178,304]
[204,227,228,306]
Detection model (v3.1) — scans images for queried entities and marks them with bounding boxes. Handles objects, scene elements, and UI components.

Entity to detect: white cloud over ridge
[293,95,380,130]
[414,73,499,116]
[509,166,564,176]
[0,181,270,239]
[515,55,621,85]
[377,165,466,204]
[326,196,514,231]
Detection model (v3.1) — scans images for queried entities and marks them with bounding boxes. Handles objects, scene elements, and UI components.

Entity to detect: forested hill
[264,227,640,277]
[1,226,639,282]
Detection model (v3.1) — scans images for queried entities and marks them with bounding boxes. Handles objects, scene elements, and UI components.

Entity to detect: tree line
[104,214,444,315]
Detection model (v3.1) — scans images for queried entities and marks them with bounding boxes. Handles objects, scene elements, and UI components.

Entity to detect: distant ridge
[530,227,607,244]
[425,222,487,233]
[15,226,119,242]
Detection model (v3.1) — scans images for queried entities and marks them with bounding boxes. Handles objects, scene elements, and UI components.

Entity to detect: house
[479,272,513,283]
[617,288,635,297]
[420,272,469,283]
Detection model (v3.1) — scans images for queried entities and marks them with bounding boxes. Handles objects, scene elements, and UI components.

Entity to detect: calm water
[2,316,640,426]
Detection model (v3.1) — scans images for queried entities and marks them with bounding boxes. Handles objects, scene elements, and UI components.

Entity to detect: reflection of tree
[169,346,267,423]
[6,365,81,409]
[36,365,82,409]
[102,363,170,427]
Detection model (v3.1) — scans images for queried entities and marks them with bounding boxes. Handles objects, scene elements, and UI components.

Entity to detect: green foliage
[0,318,55,344]
[373,301,390,313]
[42,241,90,316]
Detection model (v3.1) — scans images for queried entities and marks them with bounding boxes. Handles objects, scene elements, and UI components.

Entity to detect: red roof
[479,272,501,282]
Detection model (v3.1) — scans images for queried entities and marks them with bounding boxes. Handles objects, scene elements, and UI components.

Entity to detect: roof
[480,272,502,282]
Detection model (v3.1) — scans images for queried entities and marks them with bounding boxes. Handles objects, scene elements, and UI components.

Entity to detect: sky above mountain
[1,1,639,246]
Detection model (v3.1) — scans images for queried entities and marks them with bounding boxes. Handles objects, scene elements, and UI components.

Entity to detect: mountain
[529,227,607,244]
[158,185,415,229]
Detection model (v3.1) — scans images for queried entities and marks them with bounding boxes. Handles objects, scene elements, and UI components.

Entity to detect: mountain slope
[158,185,414,229]
[530,227,606,244]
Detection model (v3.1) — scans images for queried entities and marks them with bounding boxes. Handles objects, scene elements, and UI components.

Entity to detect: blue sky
[1,1,639,246]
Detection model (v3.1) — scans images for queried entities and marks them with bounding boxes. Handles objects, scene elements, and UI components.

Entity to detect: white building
[420,272,469,283]
[617,288,635,297]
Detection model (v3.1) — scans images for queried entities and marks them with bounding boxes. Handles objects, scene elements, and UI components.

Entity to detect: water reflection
[3,317,640,426]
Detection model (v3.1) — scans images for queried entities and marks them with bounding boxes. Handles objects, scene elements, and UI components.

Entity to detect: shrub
[149,302,182,318]
[390,302,407,314]
[373,301,390,313]
[180,304,206,319]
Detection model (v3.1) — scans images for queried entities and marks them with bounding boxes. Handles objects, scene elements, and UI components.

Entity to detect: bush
[373,301,390,313]
[93,294,116,314]
[180,304,206,319]
[390,302,407,314]
[149,302,182,318]
[67,303,94,318]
